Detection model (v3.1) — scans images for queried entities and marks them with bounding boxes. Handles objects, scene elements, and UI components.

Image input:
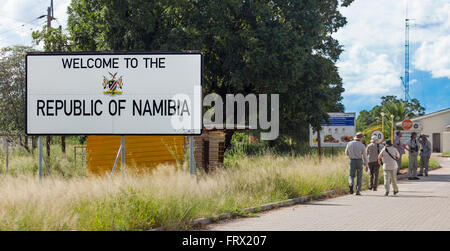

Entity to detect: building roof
[396,108,450,126]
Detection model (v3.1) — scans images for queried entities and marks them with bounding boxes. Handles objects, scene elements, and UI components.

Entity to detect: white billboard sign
[26,52,202,135]
[309,113,356,147]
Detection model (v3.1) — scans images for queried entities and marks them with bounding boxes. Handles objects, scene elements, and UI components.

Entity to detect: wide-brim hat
[371,135,378,142]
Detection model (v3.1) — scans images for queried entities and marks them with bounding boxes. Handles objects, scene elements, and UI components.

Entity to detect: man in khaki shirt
[345,132,369,195]
[366,135,381,191]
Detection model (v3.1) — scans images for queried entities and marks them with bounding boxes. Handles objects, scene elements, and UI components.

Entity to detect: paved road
[208,157,450,231]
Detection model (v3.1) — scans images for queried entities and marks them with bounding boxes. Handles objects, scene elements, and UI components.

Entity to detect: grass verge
[0,153,360,230]
[0,148,441,230]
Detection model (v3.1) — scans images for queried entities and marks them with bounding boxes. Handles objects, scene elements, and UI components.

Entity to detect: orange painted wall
[86,136,185,175]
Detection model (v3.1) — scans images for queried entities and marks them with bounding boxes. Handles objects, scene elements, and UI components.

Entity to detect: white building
[397,108,450,153]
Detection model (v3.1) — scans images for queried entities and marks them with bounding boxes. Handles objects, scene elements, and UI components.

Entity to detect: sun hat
[371,135,378,142]
[354,132,364,140]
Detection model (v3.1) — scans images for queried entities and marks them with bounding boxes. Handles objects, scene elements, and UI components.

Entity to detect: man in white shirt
[345,132,369,195]
[378,139,400,196]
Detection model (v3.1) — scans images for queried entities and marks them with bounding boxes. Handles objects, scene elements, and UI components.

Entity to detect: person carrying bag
[378,139,401,196]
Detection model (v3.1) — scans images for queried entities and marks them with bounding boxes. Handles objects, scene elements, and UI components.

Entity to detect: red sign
[402,119,413,130]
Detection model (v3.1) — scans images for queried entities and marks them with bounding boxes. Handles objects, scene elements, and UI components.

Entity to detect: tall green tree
[356,95,426,141]
[0,46,32,152]
[66,0,352,145]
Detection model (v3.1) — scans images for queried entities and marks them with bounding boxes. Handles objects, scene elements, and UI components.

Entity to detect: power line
[0,19,43,36]
[0,21,46,44]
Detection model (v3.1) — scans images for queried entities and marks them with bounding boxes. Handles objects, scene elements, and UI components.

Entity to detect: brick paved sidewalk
[208,157,450,231]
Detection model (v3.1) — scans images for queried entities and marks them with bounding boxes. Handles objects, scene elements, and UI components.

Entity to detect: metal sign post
[121,135,125,177]
[110,145,122,178]
[110,137,126,178]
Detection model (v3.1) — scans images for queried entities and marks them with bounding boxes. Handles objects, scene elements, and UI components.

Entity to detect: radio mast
[402,2,412,102]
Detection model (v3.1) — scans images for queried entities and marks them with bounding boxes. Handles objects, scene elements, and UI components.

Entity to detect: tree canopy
[356,95,426,143]
[0,46,33,151]
[64,0,352,145]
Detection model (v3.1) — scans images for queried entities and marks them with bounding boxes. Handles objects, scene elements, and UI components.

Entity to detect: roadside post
[5,138,9,175]
[38,136,43,181]
[317,129,322,162]
[391,114,395,141]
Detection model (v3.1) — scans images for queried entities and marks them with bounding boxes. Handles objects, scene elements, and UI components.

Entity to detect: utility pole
[47,0,54,28]
[45,0,55,157]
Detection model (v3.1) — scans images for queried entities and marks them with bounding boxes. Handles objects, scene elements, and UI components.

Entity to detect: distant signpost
[396,119,422,145]
[371,130,384,144]
[309,113,356,147]
[402,119,413,130]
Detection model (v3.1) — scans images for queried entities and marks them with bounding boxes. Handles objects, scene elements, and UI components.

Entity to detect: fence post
[5,139,9,175]
[189,136,194,175]
[39,136,43,181]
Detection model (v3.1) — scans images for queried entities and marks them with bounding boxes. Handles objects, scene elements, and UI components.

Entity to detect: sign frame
[25,51,203,136]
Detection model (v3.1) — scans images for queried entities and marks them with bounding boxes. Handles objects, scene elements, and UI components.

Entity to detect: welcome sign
[26,52,202,135]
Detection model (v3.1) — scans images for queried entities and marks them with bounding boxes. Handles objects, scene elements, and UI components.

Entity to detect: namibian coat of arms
[103,72,123,95]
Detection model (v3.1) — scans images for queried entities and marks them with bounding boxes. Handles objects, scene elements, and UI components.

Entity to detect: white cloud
[337,46,403,96]
[414,35,450,79]
[0,0,70,48]
[334,0,450,100]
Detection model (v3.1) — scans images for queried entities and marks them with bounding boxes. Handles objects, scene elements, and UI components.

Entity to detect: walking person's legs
[368,162,376,190]
[424,157,430,176]
[391,170,399,194]
[412,153,418,178]
[409,153,418,179]
[349,160,357,194]
[384,170,391,195]
[408,154,413,178]
[356,163,363,195]
[397,154,402,175]
[373,164,380,191]
[419,155,425,175]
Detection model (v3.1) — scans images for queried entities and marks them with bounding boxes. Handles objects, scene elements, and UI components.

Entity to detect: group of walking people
[345,131,432,196]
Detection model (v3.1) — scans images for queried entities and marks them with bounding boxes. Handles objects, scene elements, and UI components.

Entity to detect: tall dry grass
[0,153,362,230]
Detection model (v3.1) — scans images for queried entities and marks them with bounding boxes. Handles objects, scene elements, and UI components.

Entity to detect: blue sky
[1,0,449,117]
[334,0,450,116]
